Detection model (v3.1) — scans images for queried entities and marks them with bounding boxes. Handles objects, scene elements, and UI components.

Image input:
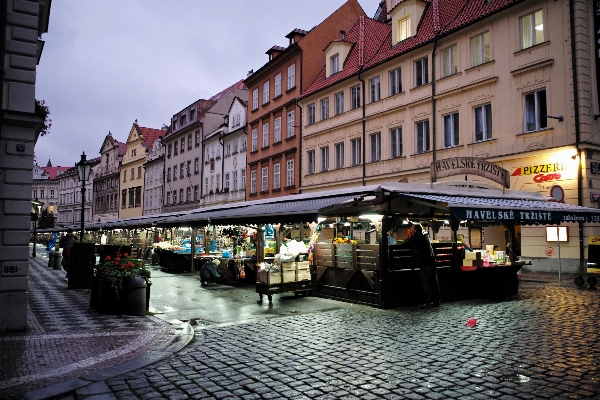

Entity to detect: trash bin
[48,251,56,268]
[53,251,63,270]
[126,277,147,316]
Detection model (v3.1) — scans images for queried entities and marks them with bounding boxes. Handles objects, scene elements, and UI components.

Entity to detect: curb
[20,322,194,400]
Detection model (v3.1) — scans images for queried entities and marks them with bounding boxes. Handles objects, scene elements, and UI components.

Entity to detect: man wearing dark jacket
[402,223,441,307]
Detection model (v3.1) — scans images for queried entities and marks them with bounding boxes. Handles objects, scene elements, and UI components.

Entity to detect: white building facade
[144,137,165,216]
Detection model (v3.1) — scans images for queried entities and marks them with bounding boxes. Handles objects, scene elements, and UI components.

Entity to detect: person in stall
[401,222,441,308]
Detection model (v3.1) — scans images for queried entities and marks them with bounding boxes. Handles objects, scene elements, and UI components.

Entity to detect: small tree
[38,207,55,229]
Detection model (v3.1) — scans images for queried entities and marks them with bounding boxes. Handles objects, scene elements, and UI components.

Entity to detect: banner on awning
[451,207,600,224]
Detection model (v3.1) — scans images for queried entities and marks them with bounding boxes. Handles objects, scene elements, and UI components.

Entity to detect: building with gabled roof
[243,0,365,201]
[119,121,165,219]
[93,132,127,222]
[32,160,71,218]
[298,0,600,272]
[163,80,247,213]
[57,156,101,228]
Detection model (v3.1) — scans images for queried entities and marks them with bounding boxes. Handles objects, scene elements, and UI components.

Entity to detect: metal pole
[557,224,562,286]
[32,218,37,257]
[80,186,86,242]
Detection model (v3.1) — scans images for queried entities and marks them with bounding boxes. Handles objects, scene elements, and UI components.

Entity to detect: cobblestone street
[105,286,599,400]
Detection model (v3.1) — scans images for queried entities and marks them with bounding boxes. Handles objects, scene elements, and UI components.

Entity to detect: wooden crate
[258,271,281,285]
[296,269,311,281]
[283,270,295,283]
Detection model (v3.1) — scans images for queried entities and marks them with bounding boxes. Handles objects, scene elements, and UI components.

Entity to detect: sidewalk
[0,246,192,399]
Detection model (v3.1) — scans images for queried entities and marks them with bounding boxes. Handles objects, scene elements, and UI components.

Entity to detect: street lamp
[76,152,92,242]
[31,199,43,257]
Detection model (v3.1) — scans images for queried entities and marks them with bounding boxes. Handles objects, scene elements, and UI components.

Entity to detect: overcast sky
[35,0,381,168]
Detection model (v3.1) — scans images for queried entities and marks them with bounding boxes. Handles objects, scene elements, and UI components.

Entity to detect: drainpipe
[569,0,584,273]
[296,99,303,194]
[431,39,438,170]
[358,69,366,185]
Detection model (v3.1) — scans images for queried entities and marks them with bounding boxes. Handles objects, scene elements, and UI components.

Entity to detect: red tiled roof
[302,0,521,98]
[41,166,71,180]
[116,140,127,156]
[209,79,247,102]
[136,126,164,152]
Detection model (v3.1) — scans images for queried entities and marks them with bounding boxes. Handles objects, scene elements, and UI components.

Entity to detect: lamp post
[76,152,92,242]
[31,199,42,257]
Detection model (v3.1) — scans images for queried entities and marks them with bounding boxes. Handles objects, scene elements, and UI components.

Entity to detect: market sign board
[430,157,510,188]
[450,208,600,224]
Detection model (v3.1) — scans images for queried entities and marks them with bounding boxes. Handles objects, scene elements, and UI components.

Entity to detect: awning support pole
[191,227,196,272]
[557,224,562,286]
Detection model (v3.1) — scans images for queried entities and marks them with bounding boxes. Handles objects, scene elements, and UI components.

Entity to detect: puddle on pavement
[499,373,531,383]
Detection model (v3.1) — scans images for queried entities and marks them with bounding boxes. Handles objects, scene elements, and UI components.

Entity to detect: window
[415,120,430,153]
[180,138,185,154]
[252,88,258,110]
[263,81,269,104]
[390,127,403,158]
[225,143,231,156]
[241,168,246,189]
[398,16,411,41]
[286,159,294,187]
[232,113,241,128]
[179,189,183,203]
[274,73,281,97]
[129,188,135,208]
[287,111,295,138]
[320,146,329,172]
[443,112,460,148]
[167,144,172,157]
[370,76,381,102]
[335,142,344,169]
[187,160,191,176]
[173,165,177,181]
[180,163,184,179]
[130,168,134,180]
[474,104,492,142]
[190,109,195,120]
[262,123,269,148]
[233,171,238,190]
[122,189,127,208]
[40,189,44,198]
[188,135,192,150]
[520,10,544,49]
[167,167,171,182]
[307,103,316,125]
[335,92,344,115]
[137,166,141,178]
[195,130,200,147]
[274,117,281,143]
[205,177,208,194]
[194,158,199,174]
[415,57,429,87]
[389,68,402,96]
[194,185,199,201]
[251,128,258,152]
[241,137,246,151]
[172,190,177,204]
[370,132,381,162]
[471,31,490,67]
[261,167,268,192]
[225,173,230,189]
[321,98,329,120]
[251,170,257,193]
[331,53,340,75]
[351,85,361,109]
[186,187,191,202]
[273,163,280,189]
[181,114,186,126]
[287,64,295,90]
[307,150,315,175]
[524,89,547,132]
[351,138,361,166]
[441,44,458,78]
[232,139,238,154]
[174,141,178,155]
[50,189,54,198]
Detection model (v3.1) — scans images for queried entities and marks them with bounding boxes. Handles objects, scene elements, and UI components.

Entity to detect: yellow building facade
[299,0,599,272]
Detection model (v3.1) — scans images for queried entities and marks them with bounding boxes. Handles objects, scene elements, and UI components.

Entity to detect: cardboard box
[281,262,297,270]
[296,269,311,281]
[296,261,310,269]
[283,270,295,283]
[258,271,281,285]
[463,259,473,266]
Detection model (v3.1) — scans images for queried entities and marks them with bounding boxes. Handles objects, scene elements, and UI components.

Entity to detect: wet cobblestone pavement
[5,246,599,399]
[106,285,599,399]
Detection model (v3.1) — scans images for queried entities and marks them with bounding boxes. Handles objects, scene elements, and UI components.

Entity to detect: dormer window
[340,31,345,40]
[331,54,340,75]
[398,16,411,42]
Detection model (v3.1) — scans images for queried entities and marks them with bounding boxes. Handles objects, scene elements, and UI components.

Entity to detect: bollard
[53,252,63,270]
[48,251,56,268]
[126,277,147,316]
